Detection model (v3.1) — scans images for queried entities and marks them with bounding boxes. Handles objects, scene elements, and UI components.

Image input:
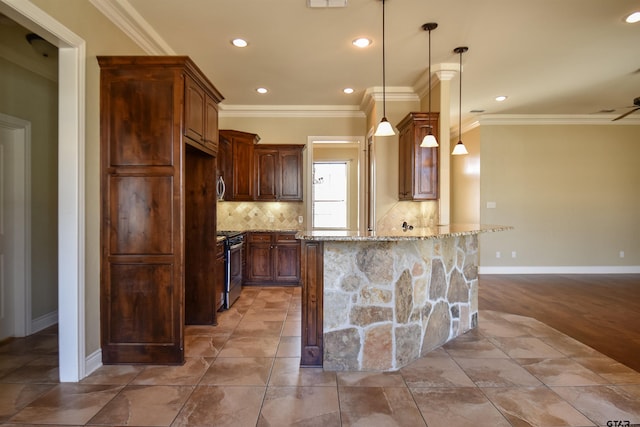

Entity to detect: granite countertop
[295,224,512,242]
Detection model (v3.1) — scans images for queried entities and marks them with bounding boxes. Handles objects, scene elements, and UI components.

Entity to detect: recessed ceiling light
[495,95,508,102]
[256,87,268,94]
[232,38,248,47]
[343,88,354,94]
[352,38,372,48]
[626,11,640,23]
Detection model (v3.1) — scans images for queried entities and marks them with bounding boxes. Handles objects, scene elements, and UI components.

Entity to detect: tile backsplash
[376,201,439,232]
[217,201,305,231]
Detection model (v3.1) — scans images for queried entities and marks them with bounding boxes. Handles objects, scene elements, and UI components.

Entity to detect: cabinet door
[275,233,301,283]
[396,112,439,201]
[279,148,303,201]
[255,148,279,200]
[231,136,254,200]
[184,76,205,144]
[398,125,413,200]
[204,95,219,153]
[246,233,274,283]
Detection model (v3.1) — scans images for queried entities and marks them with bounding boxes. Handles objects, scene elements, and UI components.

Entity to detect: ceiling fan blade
[612,107,640,121]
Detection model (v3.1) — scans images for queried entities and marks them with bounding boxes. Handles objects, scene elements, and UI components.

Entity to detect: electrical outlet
[486,201,497,209]
[511,251,517,258]
[620,251,625,258]
[496,251,501,258]
[298,216,303,224]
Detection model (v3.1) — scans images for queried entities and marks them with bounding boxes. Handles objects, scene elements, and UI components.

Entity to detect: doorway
[306,136,366,232]
[0,0,86,381]
[0,115,30,341]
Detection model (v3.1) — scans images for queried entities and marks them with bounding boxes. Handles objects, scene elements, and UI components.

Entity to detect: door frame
[306,136,366,233]
[0,114,31,339]
[0,0,86,382]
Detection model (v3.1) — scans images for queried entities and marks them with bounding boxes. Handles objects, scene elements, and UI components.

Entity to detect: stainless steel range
[217,231,244,309]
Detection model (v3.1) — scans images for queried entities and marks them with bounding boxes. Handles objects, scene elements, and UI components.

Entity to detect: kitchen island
[296,224,511,371]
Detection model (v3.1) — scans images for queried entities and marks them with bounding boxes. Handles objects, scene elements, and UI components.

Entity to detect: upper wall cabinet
[184,76,219,153]
[397,112,439,201]
[98,56,223,365]
[219,129,304,202]
[255,145,304,201]
[218,129,260,201]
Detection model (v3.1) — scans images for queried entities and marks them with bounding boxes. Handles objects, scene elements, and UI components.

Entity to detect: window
[313,162,348,229]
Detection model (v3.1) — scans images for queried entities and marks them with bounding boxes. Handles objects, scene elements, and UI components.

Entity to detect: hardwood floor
[479,274,640,372]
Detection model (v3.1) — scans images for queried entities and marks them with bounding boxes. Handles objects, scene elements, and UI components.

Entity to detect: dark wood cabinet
[219,130,259,201]
[397,112,439,200]
[218,132,304,202]
[245,231,301,285]
[254,145,304,201]
[98,56,223,364]
[184,75,219,154]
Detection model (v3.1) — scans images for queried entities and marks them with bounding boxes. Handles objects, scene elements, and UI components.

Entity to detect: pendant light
[374,0,395,136]
[452,46,469,155]
[420,22,438,148]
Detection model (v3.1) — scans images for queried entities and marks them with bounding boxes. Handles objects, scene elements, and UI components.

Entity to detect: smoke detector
[308,0,347,8]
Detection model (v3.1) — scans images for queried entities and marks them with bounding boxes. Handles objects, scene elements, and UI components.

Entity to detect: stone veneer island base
[296,224,511,371]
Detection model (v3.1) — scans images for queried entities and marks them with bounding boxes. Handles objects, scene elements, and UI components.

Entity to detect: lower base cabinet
[244,231,301,285]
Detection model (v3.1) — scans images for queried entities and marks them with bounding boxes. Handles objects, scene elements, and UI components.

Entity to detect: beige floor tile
[483,386,596,426]
[241,308,288,322]
[233,319,284,337]
[276,336,301,357]
[80,364,144,385]
[455,357,543,387]
[217,336,280,358]
[0,354,40,379]
[282,319,301,337]
[131,357,211,385]
[88,384,193,426]
[0,383,53,422]
[9,383,123,425]
[442,337,510,358]
[336,371,406,387]
[339,386,426,426]
[269,358,336,387]
[518,357,609,386]
[172,385,265,427]
[411,387,511,427]
[573,356,640,384]
[1,356,60,384]
[200,357,273,386]
[257,386,340,426]
[551,385,640,426]
[400,356,475,388]
[184,334,227,358]
[539,333,602,357]
[488,336,566,359]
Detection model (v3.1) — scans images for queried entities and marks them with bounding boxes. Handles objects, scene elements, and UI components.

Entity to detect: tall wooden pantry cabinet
[98,56,223,364]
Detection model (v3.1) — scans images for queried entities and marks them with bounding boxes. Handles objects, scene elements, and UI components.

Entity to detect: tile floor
[1,286,640,426]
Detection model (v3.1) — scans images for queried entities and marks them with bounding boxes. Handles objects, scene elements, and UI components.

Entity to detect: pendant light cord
[428,27,432,134]
[382,0,387,118]
[458,49,462,142]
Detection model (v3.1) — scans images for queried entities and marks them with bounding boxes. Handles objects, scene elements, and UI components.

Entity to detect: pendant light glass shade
[375,117,395,136]
[421,22,438,148]
[420,133,438,147]
[374,0,395,136]
[452,46,469,156]
[451,141,469,155]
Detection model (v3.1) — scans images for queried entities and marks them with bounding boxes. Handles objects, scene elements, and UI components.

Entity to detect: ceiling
[19,1,640,126]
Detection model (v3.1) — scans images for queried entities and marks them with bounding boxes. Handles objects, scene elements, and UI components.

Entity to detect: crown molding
[479,114,640,125]
[219,104,366,118]
[89,0,174,54]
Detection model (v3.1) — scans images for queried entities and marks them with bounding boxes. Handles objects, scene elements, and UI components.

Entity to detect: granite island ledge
[295,224,512,371]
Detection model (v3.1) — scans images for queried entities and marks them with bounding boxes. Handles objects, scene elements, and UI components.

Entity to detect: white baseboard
[31,311,58,334]
[85,348,102,378]
[478,266,640,275]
